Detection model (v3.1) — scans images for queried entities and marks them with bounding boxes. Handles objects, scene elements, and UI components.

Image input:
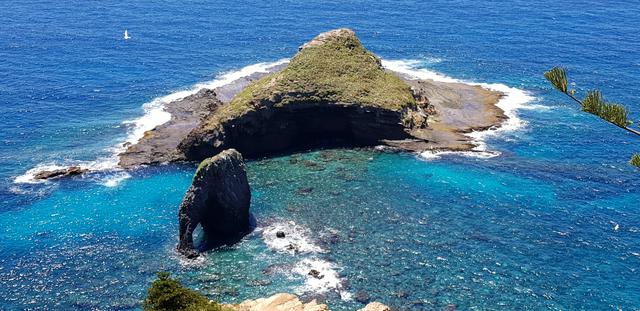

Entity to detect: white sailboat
[124,30,131,40]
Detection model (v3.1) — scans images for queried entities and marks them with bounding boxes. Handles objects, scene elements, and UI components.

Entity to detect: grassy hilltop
[212,28,417,123]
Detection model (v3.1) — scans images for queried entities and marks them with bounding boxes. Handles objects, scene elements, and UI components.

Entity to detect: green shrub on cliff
[213,29,416,123]
[143,272,228,311]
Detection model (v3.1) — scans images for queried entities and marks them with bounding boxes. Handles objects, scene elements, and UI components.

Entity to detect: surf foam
[260,220,350,300]
[381,59,536,160]
[119,58,289,149]
[292,258,351,300]
[261,221,325,254]
[14,59,289,186]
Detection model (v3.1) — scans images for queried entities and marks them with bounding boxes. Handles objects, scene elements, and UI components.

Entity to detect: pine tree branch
[544,67,640,137]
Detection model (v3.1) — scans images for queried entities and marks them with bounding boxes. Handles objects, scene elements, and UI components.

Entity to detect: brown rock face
[177,149,251,258]
[118,88,225,167]
[226,293,329,311]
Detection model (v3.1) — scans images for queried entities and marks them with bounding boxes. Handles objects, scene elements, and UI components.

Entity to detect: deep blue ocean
[2,1,640,310]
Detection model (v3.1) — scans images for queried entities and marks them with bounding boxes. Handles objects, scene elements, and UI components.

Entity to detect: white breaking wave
[119,58,290,149]
[260,221,351,301]
[381,59,536,160]
[13,157,119,185]
[423,56,443,64]
[100,171,132,188]
[292,258,351,300]
[261,221,325,254]
[13,59,289,186]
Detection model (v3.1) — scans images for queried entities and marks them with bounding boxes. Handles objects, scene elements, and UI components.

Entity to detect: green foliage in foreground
[544,67,631,128]
[581,90,630,128]
[212,29,416,124]
[143,272,229,311]
[544,66,639,167]
[544,67,569,94]
[630,154,640,168]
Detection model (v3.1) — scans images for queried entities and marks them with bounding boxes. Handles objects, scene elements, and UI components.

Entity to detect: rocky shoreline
[118,63,287,168]
[388,77,505,153]
[116,30,504,169]
[224,293,391,311]
[116,73,504,167]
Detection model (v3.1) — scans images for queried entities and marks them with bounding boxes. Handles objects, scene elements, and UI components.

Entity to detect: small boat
[124,30,131,40]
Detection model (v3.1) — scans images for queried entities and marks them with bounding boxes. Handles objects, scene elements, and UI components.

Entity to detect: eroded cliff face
[177,149,251,258]
[177,28,430,161]
[178,102,420,161]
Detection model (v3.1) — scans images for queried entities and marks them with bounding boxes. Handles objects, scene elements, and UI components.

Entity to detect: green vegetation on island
[544,67,640,167]
[211,29,417,124]
[143,272,229,311]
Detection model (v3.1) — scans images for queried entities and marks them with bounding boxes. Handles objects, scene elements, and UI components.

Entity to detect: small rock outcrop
[177,149,251,258]
[33,166,88,180]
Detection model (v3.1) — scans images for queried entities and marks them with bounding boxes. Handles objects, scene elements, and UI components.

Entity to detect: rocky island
[118,28,504,168]
[137,29,506,310]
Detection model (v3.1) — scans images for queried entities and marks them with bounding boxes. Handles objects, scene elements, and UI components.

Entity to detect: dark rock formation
[34,166,88,180]
[177,149,251,258]
[308,269,324,279]
[177,101,415,161]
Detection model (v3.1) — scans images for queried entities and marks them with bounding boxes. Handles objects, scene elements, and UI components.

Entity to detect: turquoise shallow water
[2,1,640,310]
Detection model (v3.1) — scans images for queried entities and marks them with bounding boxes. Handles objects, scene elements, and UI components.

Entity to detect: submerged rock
[177,149,251,258]
[355,290,371,304]
[308,269,324,279]
[357,302,391,311]
[296,187,314,195]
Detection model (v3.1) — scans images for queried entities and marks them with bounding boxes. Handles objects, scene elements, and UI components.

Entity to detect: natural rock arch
[177,149,252,258]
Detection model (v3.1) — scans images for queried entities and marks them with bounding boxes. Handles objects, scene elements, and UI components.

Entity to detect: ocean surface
[2,1,640,310]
